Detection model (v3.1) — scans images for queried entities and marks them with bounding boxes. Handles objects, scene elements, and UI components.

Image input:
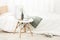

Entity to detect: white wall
[15,0,49,17]
[55,0,60,14]
[21,0,55,16]
[21,0,56,18]
[0,0,7,6]
[0,0,57,18]
[0,0,60,17]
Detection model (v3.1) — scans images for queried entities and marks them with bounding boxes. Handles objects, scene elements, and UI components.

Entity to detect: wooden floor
[0,32,60,40]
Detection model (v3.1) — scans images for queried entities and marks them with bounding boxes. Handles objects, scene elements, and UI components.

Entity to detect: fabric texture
[30,16,42,28]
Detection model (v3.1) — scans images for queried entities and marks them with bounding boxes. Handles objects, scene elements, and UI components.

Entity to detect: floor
[0,32,60,40]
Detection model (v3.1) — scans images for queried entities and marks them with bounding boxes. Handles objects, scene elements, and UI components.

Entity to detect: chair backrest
[0,6,8,15]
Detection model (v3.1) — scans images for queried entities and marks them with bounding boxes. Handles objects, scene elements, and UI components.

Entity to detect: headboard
[0,6,8,15]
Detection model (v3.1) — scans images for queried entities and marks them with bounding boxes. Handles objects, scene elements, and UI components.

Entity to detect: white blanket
[0,13,18,32]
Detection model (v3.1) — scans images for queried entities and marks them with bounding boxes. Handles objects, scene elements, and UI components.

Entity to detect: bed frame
[0,6,8,15]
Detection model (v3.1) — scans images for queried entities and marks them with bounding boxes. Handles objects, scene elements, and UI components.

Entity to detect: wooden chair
[14,19,33,37]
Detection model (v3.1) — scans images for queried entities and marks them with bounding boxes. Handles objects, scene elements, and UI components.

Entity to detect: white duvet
[0,12,18,32]
[33,13,60,35]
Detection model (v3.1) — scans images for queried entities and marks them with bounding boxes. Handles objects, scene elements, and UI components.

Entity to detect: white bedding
[33,13,60,35]
[0,12,18,32]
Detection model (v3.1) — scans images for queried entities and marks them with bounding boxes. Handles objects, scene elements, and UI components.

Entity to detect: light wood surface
[0,6,8,15]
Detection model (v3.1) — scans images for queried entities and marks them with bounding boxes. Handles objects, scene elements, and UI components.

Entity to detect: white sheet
[33,13,60,35]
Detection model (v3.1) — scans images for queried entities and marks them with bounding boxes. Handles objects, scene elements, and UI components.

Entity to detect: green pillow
[30,16,42,28]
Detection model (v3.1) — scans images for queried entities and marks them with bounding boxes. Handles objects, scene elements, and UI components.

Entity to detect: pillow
[30,16,42,28]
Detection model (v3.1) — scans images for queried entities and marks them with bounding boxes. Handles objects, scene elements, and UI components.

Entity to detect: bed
[0,6,18,32]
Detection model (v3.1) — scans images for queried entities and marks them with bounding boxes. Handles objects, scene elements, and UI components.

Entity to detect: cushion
[30,16,42,28]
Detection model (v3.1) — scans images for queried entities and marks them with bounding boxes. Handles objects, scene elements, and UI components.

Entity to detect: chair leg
[13,22,19,33]
[28,23,33,36]
[24,24,27,32]
[20,28,23,38]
